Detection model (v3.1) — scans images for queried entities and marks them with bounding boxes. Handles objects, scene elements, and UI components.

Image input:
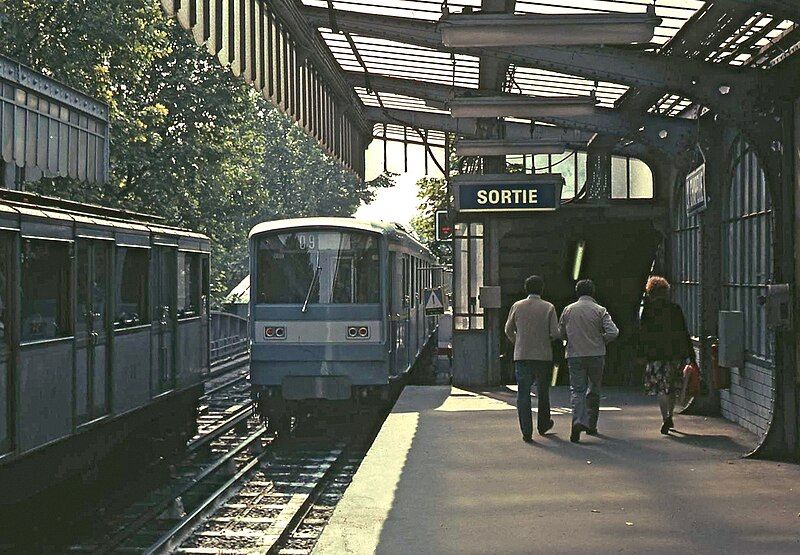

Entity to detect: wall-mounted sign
[685,164,706,216]
[452,173,564,213]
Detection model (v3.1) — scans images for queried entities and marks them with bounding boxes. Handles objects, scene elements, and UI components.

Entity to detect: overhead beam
[591,3,753,150]
[439,7,660,47]
[349,73,695,158]
[302,6,767,125]
[365,106,647,158]
[721,0,800,21]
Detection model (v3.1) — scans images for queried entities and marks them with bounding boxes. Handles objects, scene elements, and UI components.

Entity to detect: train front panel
[248,224,391,418]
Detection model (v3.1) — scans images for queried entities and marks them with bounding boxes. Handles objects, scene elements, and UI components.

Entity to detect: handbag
[681,362,701,403]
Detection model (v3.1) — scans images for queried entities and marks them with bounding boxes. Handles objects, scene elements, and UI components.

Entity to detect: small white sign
[424,288,445,315]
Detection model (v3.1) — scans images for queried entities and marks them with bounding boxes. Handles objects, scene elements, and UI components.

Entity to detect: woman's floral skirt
[644,360,683,396]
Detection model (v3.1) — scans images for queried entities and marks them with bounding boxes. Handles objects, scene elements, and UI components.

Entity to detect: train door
[75,238,111,423]
[0,232,13,454]
[154,246,177,394]
[390,252,409,374]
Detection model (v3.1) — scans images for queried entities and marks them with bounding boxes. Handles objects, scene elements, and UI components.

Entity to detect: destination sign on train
[452,173,565,213]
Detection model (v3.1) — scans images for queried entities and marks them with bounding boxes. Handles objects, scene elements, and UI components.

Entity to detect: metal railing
[210,310,249,364]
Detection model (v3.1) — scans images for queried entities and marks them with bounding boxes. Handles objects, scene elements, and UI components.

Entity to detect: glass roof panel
[303,0,799,126]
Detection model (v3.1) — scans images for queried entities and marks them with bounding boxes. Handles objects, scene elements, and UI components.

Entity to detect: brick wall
[719,360,774,438]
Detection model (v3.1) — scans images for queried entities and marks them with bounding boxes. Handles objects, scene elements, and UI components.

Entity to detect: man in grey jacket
[505,275,560,442]
[559,279,619,443]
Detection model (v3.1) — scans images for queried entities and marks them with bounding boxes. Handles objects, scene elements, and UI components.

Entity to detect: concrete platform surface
[314,386,800,555]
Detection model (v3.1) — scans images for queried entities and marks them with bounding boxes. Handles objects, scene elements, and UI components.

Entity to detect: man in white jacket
[505,275,560,443]
[559,279,619,443]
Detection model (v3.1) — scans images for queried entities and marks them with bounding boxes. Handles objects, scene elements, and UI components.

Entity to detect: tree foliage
[0,0,390,303]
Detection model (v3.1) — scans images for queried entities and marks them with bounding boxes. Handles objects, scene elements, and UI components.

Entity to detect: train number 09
[297,233,316,250]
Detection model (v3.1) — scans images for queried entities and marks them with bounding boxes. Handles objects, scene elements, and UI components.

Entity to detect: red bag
[682,362,700,398]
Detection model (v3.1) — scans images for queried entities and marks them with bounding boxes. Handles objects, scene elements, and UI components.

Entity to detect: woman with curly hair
[637,276,695,435]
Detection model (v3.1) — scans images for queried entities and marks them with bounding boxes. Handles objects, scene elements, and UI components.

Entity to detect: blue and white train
[248,217,440,428]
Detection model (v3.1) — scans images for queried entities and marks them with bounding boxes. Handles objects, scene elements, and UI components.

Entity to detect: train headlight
[265,326,286,340]
[347,325,370,340]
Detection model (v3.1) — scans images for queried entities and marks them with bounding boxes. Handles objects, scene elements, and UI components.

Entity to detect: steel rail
[143,449,268,555]
[199,373,249,402]
[90,427,267,554]
[205,352,249,381]
[266,447,350,554]
[188,403,255,454]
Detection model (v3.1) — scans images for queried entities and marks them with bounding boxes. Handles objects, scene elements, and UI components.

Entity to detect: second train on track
[248,217,441,430]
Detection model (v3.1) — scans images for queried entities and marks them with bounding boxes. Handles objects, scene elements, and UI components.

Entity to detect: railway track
[58,357,259,554]
[174,442,347,554]
[40,358,386,555]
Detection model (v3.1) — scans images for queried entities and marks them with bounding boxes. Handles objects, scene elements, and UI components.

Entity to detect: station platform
[314,386,800,554]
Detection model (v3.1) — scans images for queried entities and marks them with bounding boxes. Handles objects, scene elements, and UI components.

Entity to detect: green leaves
[2,0,381,306]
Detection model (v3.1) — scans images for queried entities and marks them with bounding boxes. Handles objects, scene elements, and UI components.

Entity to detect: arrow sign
[424,287,445,315]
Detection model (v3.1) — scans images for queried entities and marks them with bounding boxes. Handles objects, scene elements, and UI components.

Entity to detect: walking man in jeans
[505,275,560,443]
[559,279,619,443]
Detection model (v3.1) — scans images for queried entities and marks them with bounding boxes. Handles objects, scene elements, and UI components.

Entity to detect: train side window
[177,251,201,318]
[402,255,409,308]
[115,247,150,328]
[21,239,72,342]
[411,257,416,308]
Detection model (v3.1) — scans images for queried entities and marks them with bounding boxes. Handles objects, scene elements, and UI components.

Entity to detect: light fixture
[573,240,586,281]
[439,6,660,47]
[455,139,566,156]
[449,95,596,119]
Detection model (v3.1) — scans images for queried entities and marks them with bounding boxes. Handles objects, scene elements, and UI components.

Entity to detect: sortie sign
[452,173,564,213]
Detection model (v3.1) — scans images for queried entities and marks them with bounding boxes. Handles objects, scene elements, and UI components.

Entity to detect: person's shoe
[570,424,588,443]
[660,421,670,435]
[666,416,675,430]
[522,435,533,443]
[538,419,555,436]
[586,427,598,436]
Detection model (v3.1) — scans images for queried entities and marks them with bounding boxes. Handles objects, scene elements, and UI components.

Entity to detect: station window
[115,247,150,328]
[510,151,588,200]
[722,138,774,361]
[21,239,72,342]
[177,251,201,318]
[454,222,484,330]
[611,156,654,199]
[671,187,701,338]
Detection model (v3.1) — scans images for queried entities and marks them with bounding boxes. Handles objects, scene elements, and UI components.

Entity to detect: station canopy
[299,0,799,150]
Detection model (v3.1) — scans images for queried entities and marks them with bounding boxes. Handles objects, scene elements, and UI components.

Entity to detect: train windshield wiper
[302,264,321,313]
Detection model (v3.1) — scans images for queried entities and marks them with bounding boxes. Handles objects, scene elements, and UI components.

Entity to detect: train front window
[256,230,380,304]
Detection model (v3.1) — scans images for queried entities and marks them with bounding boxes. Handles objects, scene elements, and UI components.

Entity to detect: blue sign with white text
[458,181,562,212]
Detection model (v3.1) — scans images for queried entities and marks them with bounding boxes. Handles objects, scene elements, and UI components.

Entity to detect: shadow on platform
[314,386,800,555]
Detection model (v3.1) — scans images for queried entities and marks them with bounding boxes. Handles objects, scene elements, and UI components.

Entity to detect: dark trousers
[514,360,553,438]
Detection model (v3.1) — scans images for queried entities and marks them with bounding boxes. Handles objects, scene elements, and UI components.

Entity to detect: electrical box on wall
[718,311,744,368]
[479,286,502,309]
[763,284,792,330]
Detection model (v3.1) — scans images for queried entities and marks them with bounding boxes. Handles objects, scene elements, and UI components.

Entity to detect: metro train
[0,189,210,507]
[248,217,441,429]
